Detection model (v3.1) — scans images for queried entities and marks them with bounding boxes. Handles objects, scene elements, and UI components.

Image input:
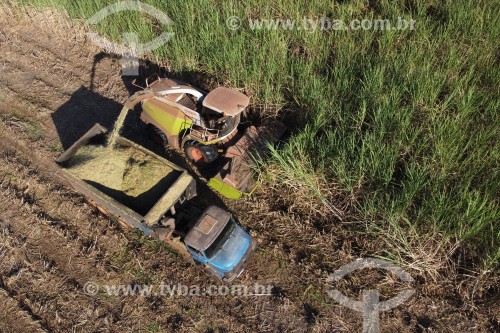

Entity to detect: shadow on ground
[51,86,123,150]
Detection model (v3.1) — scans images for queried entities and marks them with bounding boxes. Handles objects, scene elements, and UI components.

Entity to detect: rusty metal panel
[184,206,231,251]
[202,87,250,116]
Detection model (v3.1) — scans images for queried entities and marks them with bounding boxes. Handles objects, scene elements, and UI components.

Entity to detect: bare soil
[0,4,498,333]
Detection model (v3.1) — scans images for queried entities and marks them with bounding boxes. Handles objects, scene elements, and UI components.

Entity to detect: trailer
[55,108,256,283]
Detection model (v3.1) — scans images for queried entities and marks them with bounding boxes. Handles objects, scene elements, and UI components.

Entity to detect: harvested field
[0,2,498,333]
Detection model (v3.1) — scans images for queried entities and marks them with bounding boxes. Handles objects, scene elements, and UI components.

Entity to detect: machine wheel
[147,124,169,147]
[184,141,218,164]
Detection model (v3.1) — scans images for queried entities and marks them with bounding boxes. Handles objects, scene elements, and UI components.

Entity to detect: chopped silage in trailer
[65,144,181,215]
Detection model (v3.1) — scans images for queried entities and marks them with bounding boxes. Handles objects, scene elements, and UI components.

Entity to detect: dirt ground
[0,4,498,333]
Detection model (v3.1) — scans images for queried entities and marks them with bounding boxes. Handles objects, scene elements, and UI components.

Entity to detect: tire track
[0,67,71,111]
[0,284,49,333]
[0,9,94,74]
[1,55,80,97]
[0,136,128,264]
[0,177,140,332]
